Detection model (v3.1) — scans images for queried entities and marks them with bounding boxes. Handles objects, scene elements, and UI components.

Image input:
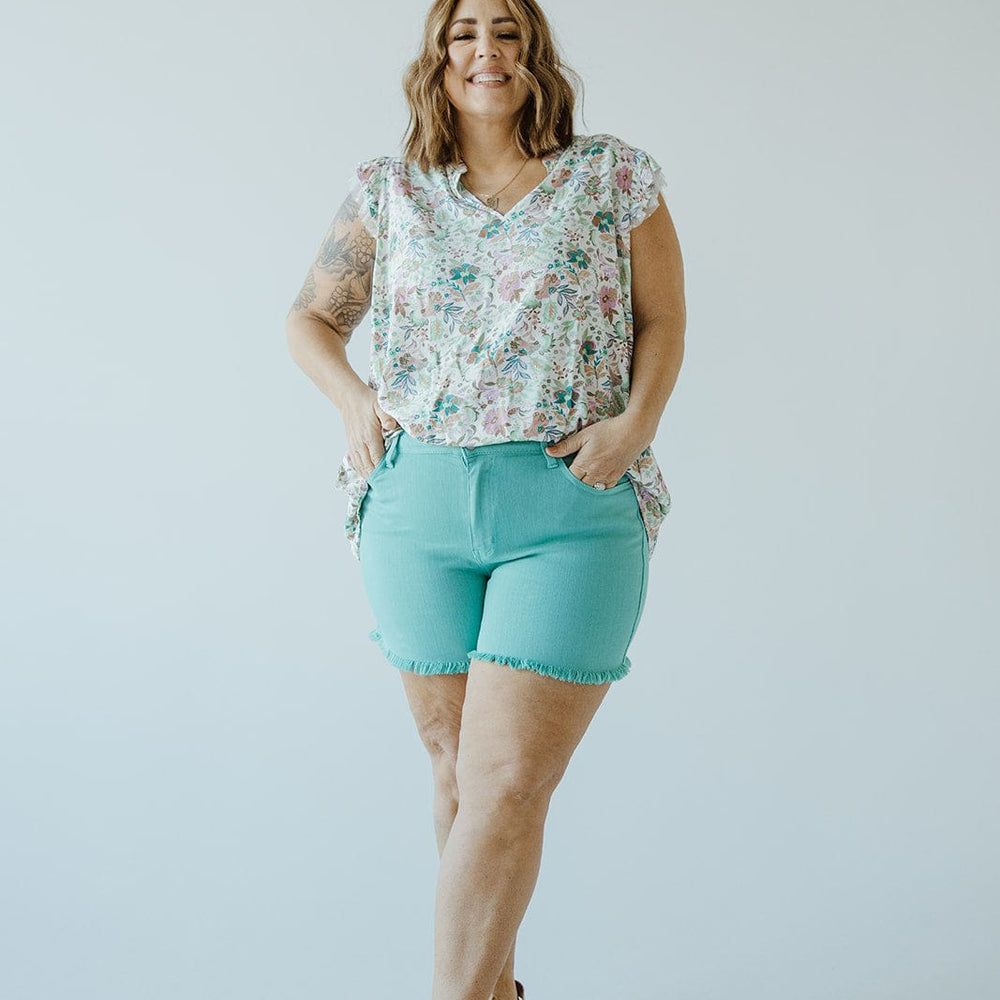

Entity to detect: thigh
[456,657,612,800]
[399,671,469,760]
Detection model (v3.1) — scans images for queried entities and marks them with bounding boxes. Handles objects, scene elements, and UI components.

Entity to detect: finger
[364,441,388,479]
[572,466,618,486]
[352,445,377,479]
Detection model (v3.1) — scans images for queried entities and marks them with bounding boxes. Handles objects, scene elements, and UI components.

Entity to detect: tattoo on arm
[287,194,376,343]
[291,270,316,312]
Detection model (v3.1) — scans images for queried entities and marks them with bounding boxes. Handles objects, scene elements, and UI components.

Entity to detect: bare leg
[430,659,612,1000]
[400,671,518,1000]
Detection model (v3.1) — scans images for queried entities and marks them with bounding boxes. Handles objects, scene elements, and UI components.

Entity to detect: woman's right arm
[285,191,398,476]
[285,191,375,409]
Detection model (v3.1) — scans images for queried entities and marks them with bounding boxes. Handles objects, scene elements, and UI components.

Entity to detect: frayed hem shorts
[357,429,650,685]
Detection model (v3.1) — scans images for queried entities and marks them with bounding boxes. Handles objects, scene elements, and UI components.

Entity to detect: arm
[285,190,399,476]
[285,191,376,410]
[622,192,687,450]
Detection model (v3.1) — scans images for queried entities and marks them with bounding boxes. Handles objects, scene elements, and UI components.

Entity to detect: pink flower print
[393,175,416,198]
[394,289,409,316]
[475,381,503,406]
[482,408,506,435]
[497,271,526,303]
[615,163,634,194]
[598,285,620,320]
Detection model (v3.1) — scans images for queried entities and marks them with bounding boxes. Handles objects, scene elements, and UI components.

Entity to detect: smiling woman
[284,1,685,997]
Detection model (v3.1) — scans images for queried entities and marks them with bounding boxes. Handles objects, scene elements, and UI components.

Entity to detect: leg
[430,658,612,1000]
[399,670,520,1000]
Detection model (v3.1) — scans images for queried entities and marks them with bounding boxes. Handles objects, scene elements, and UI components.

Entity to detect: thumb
[544,434,576,455]
[375,403,400,431]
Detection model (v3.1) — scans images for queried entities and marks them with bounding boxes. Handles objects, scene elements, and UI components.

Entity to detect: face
[442,0,531,125]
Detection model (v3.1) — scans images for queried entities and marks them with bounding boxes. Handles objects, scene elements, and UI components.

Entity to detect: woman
[286,0,685,996]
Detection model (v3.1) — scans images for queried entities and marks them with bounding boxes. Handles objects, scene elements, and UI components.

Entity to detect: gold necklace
[467,155,530,211]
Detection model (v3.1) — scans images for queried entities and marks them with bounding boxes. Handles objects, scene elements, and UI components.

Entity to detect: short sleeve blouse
[334,132,672,561]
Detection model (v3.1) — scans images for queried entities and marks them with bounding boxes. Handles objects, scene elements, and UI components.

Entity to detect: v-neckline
[449,142,573,220]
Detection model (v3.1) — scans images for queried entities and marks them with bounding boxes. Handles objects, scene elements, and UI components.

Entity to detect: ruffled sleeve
[615,140,668,232]
[345,156,389,239]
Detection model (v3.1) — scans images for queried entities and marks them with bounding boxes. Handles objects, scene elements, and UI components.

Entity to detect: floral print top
[334,132,672,561]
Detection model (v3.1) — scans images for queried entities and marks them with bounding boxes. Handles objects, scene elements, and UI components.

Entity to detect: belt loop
[540,440,559,468]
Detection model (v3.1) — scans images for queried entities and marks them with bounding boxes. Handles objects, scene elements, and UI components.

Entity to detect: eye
[451,32,521,41]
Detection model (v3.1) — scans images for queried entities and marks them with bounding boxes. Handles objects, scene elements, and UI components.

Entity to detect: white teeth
[471,74,508,83]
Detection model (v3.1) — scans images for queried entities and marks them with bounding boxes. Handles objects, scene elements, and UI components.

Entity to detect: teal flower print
[450,263,479,287]
[431,395,461,417]
[553,384,582,415]
[480,219,505,240]
[592,211,614,233]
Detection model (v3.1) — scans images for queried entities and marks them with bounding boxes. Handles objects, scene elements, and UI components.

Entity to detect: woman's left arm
[622,193,686,451]
[545,193,685,480]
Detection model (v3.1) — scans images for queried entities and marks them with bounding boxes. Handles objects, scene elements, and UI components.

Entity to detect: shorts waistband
[392,429,561,465]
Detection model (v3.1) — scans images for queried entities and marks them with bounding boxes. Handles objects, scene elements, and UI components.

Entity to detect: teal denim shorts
[357,429,650,685]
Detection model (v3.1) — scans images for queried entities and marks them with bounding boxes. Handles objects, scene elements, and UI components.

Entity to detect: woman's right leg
[400,670,520,1000]
[430,658,612,1000]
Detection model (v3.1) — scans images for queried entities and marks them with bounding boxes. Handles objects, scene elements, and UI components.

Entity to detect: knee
[455,754,562,810]
[430,750,460,804]
[421,728,461,795]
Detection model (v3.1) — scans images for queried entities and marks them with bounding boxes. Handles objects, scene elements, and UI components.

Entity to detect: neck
[454,118,525,177]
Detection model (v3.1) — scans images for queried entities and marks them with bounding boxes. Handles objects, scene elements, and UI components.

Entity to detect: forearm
[623,317,685,448]
[285,314,369,411]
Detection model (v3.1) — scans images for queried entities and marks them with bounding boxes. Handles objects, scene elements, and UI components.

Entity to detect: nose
[475,34,502,60]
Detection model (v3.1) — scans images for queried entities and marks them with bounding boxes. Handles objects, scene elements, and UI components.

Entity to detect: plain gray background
[2,1,998,998]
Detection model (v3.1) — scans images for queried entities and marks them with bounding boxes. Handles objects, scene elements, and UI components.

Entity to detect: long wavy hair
[400,0,583,172]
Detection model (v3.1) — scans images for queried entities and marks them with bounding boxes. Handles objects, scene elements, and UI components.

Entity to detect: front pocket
[364,428,404,486]
[555,455,632,495]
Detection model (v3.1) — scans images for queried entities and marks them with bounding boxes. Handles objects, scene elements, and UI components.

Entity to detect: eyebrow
[450,17,518,28]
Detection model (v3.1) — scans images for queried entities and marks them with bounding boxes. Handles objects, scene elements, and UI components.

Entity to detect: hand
[543,413,650,488]
[340,384,400,480]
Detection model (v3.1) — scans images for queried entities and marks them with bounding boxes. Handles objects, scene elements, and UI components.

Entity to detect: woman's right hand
[340,384,400,480]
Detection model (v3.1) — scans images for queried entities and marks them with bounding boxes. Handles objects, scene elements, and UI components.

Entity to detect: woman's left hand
[544,413,652,488]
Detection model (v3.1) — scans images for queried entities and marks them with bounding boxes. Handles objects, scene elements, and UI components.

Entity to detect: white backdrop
[2,1,998,998]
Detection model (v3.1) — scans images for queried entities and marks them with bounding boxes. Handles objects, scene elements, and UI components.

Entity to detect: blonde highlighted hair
[400,0,583,172]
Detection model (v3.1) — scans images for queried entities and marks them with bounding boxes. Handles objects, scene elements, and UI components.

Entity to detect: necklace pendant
[486,194,500,210]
